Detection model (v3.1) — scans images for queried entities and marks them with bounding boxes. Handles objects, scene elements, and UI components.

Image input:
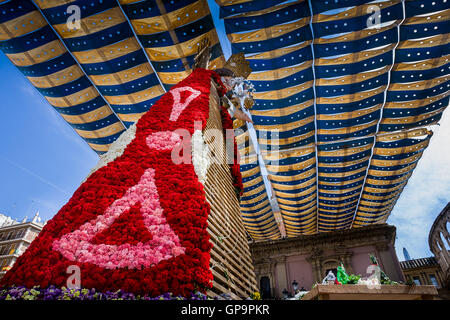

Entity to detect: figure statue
[322,270,338,285]
[213,67,253,124]
[192,41,254,124]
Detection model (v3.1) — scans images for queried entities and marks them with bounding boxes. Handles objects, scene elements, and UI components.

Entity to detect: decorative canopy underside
[0,0,448,241]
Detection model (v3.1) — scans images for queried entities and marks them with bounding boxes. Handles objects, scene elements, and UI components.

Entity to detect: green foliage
[380,278,398,285]
[347,274,361,284]
[337,263,349,284]
[369,254,378,265]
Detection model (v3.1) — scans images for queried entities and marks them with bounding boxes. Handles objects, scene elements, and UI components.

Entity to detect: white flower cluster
[84,123,137,181]
[191,130,210,185]
[230,77,255,110]
[357,277,381,288]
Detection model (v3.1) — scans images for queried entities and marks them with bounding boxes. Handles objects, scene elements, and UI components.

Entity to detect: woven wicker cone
[203,81,258,299]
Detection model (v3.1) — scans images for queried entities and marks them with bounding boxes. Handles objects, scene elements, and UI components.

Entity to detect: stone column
[440,227,450,250]
[306,257,321,285]
[437,237,450,267]
[273,256,287,298]
[420,272,429,285]
[284,257,291,295]
[269,259,277,299]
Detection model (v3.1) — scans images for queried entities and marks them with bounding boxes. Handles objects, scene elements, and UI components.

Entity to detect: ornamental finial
[224,52,252,79]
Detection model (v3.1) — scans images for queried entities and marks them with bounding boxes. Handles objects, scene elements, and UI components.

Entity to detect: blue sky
[387,112,450,260]
[0,52,99,224]
[0,1,449,261]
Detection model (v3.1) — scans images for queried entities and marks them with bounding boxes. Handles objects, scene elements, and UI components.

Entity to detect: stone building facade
[0,213,44,279]
[428,202,450,291]
[400,257,449,299]
[250,224,405,299]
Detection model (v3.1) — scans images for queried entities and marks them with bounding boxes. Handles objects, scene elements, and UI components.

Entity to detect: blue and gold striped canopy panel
[0,0,129,154]
[235,121,281,240]
[118,0,226,90]
[219,0,449,238]
[262,145,317,237]
[0,0,225,154]
[33,0,167,127]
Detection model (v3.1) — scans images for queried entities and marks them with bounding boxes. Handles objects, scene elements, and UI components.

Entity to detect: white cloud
[388,108,450,260]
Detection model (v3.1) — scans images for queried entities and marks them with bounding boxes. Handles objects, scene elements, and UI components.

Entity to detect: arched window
[322,259,340,279]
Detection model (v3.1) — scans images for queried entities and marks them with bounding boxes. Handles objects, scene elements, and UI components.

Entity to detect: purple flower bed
[0,286,211,300]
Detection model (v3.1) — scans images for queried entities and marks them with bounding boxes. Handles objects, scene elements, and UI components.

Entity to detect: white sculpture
[322,270,337,285]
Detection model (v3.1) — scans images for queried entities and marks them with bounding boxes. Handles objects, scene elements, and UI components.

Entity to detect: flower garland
[191,130,210,185]
[213,73,244,197]
[0,69,226,297]
[220,105,244,197]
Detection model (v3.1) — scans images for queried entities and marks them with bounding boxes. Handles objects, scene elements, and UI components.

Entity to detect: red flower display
[220,106,244,197]
[0,69,228,297]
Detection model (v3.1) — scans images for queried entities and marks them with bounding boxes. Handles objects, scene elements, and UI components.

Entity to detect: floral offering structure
[0,69,242,297]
